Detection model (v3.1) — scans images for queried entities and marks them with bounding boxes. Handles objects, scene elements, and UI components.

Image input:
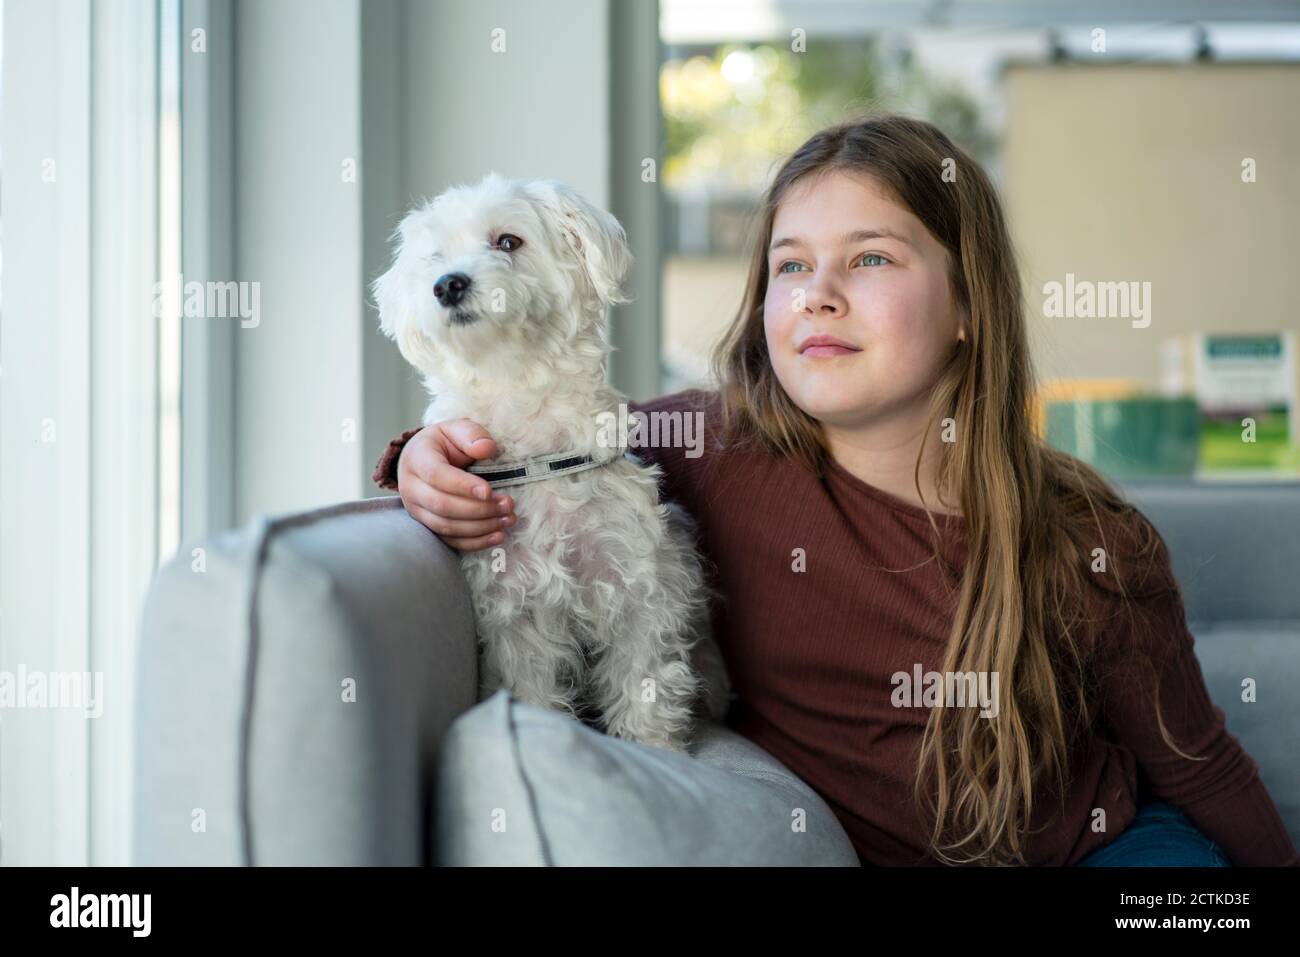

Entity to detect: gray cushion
[434,688,861,866]
[1122,480,1300,622]
[1123,481,1300,848]
[135,498,478,865]
[1187,619,1300,851]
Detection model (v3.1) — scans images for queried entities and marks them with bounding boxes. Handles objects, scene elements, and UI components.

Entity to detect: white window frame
[180,0,234,544]
[1,0,162,866]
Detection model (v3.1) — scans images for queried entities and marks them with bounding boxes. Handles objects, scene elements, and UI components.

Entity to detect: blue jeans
[1076,797,1232,867]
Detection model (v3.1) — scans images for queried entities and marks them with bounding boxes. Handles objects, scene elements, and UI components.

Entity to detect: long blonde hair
[710,112,1197,865]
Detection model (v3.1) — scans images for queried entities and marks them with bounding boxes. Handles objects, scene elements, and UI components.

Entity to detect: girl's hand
[396,420,516,550]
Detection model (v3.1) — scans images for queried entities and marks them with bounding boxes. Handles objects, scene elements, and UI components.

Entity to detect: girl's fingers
[401,465,512,519]
[410,505,507,551]
[437,419,499,467]
[408,502,514,542]
[442,531,508,552]
[427,458,498,504]
[400,423,500,503]
[422,479,513,521]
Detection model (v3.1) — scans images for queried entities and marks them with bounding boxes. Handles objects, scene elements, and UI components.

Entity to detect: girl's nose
[800,276,848,317]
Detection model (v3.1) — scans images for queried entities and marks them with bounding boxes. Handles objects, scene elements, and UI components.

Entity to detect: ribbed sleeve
[371,427,426,491]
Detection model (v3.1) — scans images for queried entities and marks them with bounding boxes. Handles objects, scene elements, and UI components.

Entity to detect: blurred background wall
[1004,63,1300,394]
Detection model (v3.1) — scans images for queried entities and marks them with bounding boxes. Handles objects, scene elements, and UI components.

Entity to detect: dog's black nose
[433,272,472,307]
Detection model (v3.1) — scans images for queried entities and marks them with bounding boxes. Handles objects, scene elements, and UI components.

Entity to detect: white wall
[400,0,610,227]
[233,0,365,523]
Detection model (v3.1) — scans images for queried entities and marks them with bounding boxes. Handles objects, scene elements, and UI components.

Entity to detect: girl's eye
[857,253,890,267]
[776,261,805,274]
[496,234,524,252]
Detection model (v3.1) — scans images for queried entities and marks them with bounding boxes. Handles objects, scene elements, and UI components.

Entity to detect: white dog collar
[466,449,636,489]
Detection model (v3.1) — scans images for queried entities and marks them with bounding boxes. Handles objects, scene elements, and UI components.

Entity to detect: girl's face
[763,169,966,431]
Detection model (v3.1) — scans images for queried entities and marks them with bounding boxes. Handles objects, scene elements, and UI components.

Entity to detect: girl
[374,114,1298,867]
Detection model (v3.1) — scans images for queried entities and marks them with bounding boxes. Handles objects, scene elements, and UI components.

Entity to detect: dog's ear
[526,180,633,308]
[370,211,420,339]
[370,263,403,340]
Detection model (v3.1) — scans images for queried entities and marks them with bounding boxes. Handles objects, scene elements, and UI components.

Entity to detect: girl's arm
[372,389,717,545]
[370,399,676,492]
[1093,546,1299,866]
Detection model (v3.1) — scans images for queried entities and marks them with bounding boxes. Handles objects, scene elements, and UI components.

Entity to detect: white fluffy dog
[372,172,730,752]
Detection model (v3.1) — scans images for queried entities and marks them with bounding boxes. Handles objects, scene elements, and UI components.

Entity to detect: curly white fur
[373,172,731,751]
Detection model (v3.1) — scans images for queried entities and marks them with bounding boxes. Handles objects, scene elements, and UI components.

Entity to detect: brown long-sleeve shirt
[374,388,1299,866]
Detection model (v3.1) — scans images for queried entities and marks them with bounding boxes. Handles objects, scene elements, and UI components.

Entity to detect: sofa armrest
[133,497,476,865]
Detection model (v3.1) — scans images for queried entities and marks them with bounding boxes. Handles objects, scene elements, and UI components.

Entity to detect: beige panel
[1003,63,1300,400]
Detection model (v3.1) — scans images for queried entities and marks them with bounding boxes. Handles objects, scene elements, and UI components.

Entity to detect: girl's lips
[801,345,861,357]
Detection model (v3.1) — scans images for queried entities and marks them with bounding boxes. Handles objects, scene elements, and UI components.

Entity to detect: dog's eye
[495,234,524,253]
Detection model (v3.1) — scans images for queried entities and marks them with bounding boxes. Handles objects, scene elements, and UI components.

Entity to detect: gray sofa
[132,481,1300,865]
